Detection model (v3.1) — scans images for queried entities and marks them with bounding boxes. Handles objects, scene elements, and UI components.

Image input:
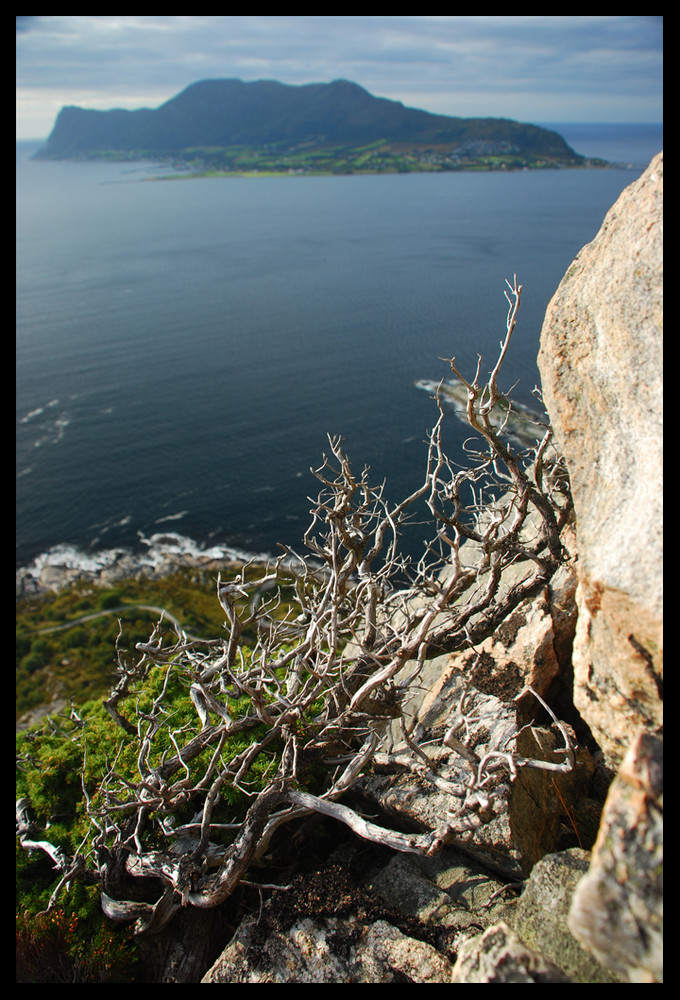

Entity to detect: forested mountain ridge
[34,78,589,170]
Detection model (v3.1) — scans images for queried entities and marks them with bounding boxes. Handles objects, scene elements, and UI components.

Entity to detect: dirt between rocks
[243,864,468,970]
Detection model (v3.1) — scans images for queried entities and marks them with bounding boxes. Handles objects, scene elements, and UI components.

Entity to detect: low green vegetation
[83,140,603,178]
[16,566,305,980]
[18,572,203,720]
[16,565,301,721]
[15,655,270,982]
[163,142,595,177]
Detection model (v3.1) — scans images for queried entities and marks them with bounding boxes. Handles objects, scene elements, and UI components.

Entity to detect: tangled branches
[17,278,573,937]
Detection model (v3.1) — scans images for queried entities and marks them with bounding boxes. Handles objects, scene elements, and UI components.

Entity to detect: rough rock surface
[568,732,663,982]
[365,847,514,949]
[199,843,624,983]
[202,914,457,983]
[537,152,663,768]
[451,921,572,983]
[507,848,621,982]
[200,864,461,983]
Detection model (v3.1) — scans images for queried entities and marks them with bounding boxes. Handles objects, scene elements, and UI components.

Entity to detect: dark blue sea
[16,123,662,575]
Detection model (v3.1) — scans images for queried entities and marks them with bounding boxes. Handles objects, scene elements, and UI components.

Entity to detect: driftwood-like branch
[17,278,574,936]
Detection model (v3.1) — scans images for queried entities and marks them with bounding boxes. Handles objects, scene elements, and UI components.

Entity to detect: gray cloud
[16,16,662,139]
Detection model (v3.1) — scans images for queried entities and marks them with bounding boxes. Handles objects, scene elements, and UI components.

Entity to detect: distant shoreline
[16,533,279,598]
[148,160,613,181]
[32,149,611,179]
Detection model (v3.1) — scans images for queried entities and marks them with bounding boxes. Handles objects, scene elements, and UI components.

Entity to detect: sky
[16,15,663,141]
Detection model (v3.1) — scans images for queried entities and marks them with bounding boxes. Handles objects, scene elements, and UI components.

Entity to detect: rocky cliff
[195,155,662,983]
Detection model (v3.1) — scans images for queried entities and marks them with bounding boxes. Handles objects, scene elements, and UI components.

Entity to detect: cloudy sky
[16,15,663,141]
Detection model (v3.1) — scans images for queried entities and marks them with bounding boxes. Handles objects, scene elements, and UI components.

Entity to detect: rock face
[507,849,620,982]
[537,152,663,768]
[200,863,464,984]
[353,540,601,882]
[203,914,457,984]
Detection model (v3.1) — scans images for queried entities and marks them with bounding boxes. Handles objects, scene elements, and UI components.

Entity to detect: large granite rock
[537,152,663,768]
[202,914,457,983]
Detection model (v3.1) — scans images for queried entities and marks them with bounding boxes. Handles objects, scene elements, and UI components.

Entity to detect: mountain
[35,79,585,167]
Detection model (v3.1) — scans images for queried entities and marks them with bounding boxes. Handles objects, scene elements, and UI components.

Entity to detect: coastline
[16,531,278,598]
[147,160,611,181]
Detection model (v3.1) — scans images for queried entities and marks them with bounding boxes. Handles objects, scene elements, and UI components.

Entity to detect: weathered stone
[368,853,463,926]
[508,848,621,982]
[199,862,462,982]
[451,921,572,983]
[538,152,663,767]
[201,915,457,983]
[367,849,511,953]
[570,583,662,767]
[568,731,663,983]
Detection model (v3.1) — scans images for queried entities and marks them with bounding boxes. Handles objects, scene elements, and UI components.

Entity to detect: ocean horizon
[17,123,662,580]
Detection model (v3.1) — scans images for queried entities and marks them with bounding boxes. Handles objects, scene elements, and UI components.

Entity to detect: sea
[16,123,663,579]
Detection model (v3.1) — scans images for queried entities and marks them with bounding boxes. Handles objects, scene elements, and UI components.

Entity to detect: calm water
[16,125,662,571]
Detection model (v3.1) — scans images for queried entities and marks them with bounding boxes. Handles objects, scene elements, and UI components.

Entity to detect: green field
[86,140,604,178]
[16,565,298,722]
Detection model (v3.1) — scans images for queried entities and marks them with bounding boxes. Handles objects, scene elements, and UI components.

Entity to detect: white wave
[154,510,189,524]
[17,534,279,592]
[137,530,272,566]
[25,543,129,575]
[20,399,60,423]
[52,416,70,442]
[20,406,44,424]
[29,413,71,448]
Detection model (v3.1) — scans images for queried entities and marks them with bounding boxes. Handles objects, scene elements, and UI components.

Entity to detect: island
[32,78,607,176]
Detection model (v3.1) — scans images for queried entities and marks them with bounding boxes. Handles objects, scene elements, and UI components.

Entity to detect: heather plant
[16,905,138,983]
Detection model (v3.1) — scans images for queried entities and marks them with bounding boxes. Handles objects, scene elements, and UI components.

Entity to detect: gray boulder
[202,915,457,983]
[200,865,459,983]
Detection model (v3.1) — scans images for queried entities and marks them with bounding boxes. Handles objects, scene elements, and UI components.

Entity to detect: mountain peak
[36,78,583,167]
